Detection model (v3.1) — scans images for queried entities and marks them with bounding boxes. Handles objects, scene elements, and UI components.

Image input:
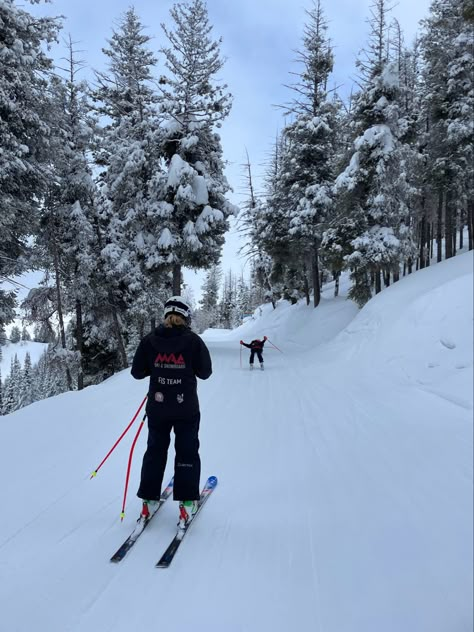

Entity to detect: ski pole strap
[121,413,147,520]
[90,395,147,479]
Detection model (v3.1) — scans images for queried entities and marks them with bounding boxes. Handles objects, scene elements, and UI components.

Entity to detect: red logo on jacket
[154,352,185,366]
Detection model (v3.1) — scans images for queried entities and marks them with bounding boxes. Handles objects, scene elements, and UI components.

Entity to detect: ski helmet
[164,296,191,321]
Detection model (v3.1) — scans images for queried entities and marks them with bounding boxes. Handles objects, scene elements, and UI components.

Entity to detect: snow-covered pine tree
[446,5,474,251]
[253,133,295,301]
[21,326,31,341]
[334,0,415,306]
[155,0,235,294]
[93,7,163,368]
[18,351,33,408]
[237,150,278,307]
[420,0,474,259]
[196,264,222,331]
[9,325,21,343]
[2,375,15,415]
[22,286,57,344]
[219,269,238,329]
[35,36,100,390]
[0,0,60,330]
[3,354,22,413]
[235,274,252,324]
[282,0,338,307]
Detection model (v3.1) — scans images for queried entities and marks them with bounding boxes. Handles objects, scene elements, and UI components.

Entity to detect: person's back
[132,321,211,419]
[240,336,267,369]
[131,296,212,527]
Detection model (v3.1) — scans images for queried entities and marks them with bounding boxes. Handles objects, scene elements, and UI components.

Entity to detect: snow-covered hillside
[0,340,47,378]
[0,253,472,632]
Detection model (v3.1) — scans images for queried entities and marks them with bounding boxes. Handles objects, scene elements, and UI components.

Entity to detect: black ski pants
[249,349,263,364]
[137,413,201,501]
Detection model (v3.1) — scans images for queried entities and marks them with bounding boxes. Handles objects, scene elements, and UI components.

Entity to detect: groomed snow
[0,253,472,632]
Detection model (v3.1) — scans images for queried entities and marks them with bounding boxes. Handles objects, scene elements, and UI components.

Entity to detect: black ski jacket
[131,325,212,421]
[241,339,266,351]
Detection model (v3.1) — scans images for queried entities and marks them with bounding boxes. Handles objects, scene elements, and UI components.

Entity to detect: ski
[110,477,174,563]
[155,475,218,569]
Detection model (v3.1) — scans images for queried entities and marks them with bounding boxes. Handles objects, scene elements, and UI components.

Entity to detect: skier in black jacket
[240,336,267,370]
[131,296,212,526]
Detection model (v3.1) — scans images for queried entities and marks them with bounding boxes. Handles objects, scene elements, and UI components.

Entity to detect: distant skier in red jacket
[240,336,267,370]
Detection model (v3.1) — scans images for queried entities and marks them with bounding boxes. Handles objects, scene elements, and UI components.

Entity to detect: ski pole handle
[90,395,147,478]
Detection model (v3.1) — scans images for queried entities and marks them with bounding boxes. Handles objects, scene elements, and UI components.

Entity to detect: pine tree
[18,351,33,408]
[155,0,234,294]
[21,326,31,341]
[196,265,222,330]
[2,375,15,415]
[36,36,100,390]
[3,355,21,413]
[334,0,415,306]
[253,134,294,301]
[219,270,237,328]
[238,150,277,307]
[0,0,60,330]
[420,0,474,259]
[9,325,20,343]
[283,0,338,307]
[92,7,163,367]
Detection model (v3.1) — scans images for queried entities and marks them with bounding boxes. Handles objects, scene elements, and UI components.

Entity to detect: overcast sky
[31,0,432,301]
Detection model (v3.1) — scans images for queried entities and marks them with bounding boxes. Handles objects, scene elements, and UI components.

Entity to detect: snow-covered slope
[0,253,472,632]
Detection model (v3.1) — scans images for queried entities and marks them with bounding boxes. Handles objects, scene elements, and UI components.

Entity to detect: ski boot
[140,499,159,522]
[260,363,264,371]
[249,364,254,370]
[178,500,198,529]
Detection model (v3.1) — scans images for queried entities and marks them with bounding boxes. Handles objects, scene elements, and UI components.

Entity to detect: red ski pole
[120,412,147,521]
[267,338,284,354]
[90,395,147,479]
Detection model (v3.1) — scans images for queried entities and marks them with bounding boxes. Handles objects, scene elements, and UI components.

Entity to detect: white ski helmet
[164,296,191,321]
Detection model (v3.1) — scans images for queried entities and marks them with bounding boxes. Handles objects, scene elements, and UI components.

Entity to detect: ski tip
[207,475,218,488]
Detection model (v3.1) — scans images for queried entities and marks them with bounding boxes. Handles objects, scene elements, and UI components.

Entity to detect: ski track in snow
[0,253,472,632]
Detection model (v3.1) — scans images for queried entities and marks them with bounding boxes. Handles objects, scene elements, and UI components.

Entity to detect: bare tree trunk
[375,268,382,294]
[303,265,310,306]
[459,216,464,250]
[111,304,128,368]
[383,270,390,287]
[437,188,443,263]
[445,188,453,259]
[393,268,400,282]
[426,221,431,266]
[53,243,73,391]
[172,264,181,295]
[334,272,340,297]
[468,201,474,251]
[312,242,321,308]
[419,211,427,269]
[75,299,84,391]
